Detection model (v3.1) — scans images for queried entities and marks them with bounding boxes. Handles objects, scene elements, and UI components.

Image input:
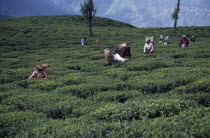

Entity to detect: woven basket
[105,55,113,65]
[34,64,48,73]
[145,36,154,42]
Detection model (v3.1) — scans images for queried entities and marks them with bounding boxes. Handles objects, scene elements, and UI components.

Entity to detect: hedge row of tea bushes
[1,91,209,137]
[0,15,210,137]
[1,99,209,137]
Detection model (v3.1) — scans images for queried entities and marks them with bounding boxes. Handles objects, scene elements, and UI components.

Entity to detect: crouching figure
[163,36,169,45]
[28,64,48,79]
[158,35,164,43]
[144,37,154,54]
[114,43,131,62]
[179,35,189,48]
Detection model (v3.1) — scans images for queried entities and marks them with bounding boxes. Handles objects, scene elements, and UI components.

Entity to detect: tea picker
[163,36,169,46]
[158,35,164,43]
[144,36,154,54]
[28,64,48,79]
[190,36,195,42]
[104,43,131,65]
[81,37,88,45]
[179,35,189,48]
[96,36,101,45]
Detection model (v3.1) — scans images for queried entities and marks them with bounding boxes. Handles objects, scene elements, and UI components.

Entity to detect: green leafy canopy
[172,7,180,20]
[80,0,97,19]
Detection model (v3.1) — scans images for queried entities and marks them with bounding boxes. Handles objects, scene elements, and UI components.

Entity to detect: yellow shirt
[96,38,101,45]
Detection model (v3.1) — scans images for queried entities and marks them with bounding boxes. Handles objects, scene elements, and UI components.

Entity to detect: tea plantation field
[0,15,210,137]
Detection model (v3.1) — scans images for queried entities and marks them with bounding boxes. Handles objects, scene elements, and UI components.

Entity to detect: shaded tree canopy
[80,0,97,37]
[172,7,180,20]
[80,0,97,19]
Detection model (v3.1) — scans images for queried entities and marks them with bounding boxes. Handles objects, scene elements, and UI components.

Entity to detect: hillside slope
[0,15,210,137]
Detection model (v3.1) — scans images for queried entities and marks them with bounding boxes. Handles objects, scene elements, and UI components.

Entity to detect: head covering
[146,38,150,42]
[192,36,194,37]
[36,65,43,70]
[182,35,186,38]
[118,43,127,49]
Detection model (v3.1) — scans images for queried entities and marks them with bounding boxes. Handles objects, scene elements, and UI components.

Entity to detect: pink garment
[29,71,48,79]
[182,40,187,44]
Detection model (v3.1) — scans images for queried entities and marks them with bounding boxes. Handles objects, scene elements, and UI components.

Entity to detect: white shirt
[113,53,127,62]
[144,43,154,53]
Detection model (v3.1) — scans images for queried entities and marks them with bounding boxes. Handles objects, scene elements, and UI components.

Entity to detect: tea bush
[0,105,16,113]
[9,107,209,138]
[170,76,210,94]
[91,98,197,122]
[0,111,47,137]
[1,92,87,119]
[87,90,142,103]
[170,93,210,107]
[56,80,126,98]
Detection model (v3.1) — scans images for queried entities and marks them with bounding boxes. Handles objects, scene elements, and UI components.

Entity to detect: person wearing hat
[190,36,195,42]
[113,43,131,62]
[28,65,48,79]
[158,35,164,43]
[179,35,189,48]
[163,36,169,45]
[144,38,154,54]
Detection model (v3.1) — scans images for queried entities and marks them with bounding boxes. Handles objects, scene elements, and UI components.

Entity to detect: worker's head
[36,65,43,72]
[182,35,186,39]
[146,39,150,43]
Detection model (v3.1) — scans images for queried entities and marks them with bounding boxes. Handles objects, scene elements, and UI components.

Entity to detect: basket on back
[34,64,48,73]
[145,36,154,47]
[104,48,113,65]
[145,36,154,42]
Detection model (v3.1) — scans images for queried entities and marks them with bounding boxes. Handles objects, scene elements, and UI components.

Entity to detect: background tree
[80,0,97,37]
[172,0,180,35]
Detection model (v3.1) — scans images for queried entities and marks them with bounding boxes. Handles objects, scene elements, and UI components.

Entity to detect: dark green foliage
[171,76,210,94]
[171,7,180,20]
[91,98,197,121]
[0,111,47,137]
[0,15,210,137]
[1,92,87,119]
